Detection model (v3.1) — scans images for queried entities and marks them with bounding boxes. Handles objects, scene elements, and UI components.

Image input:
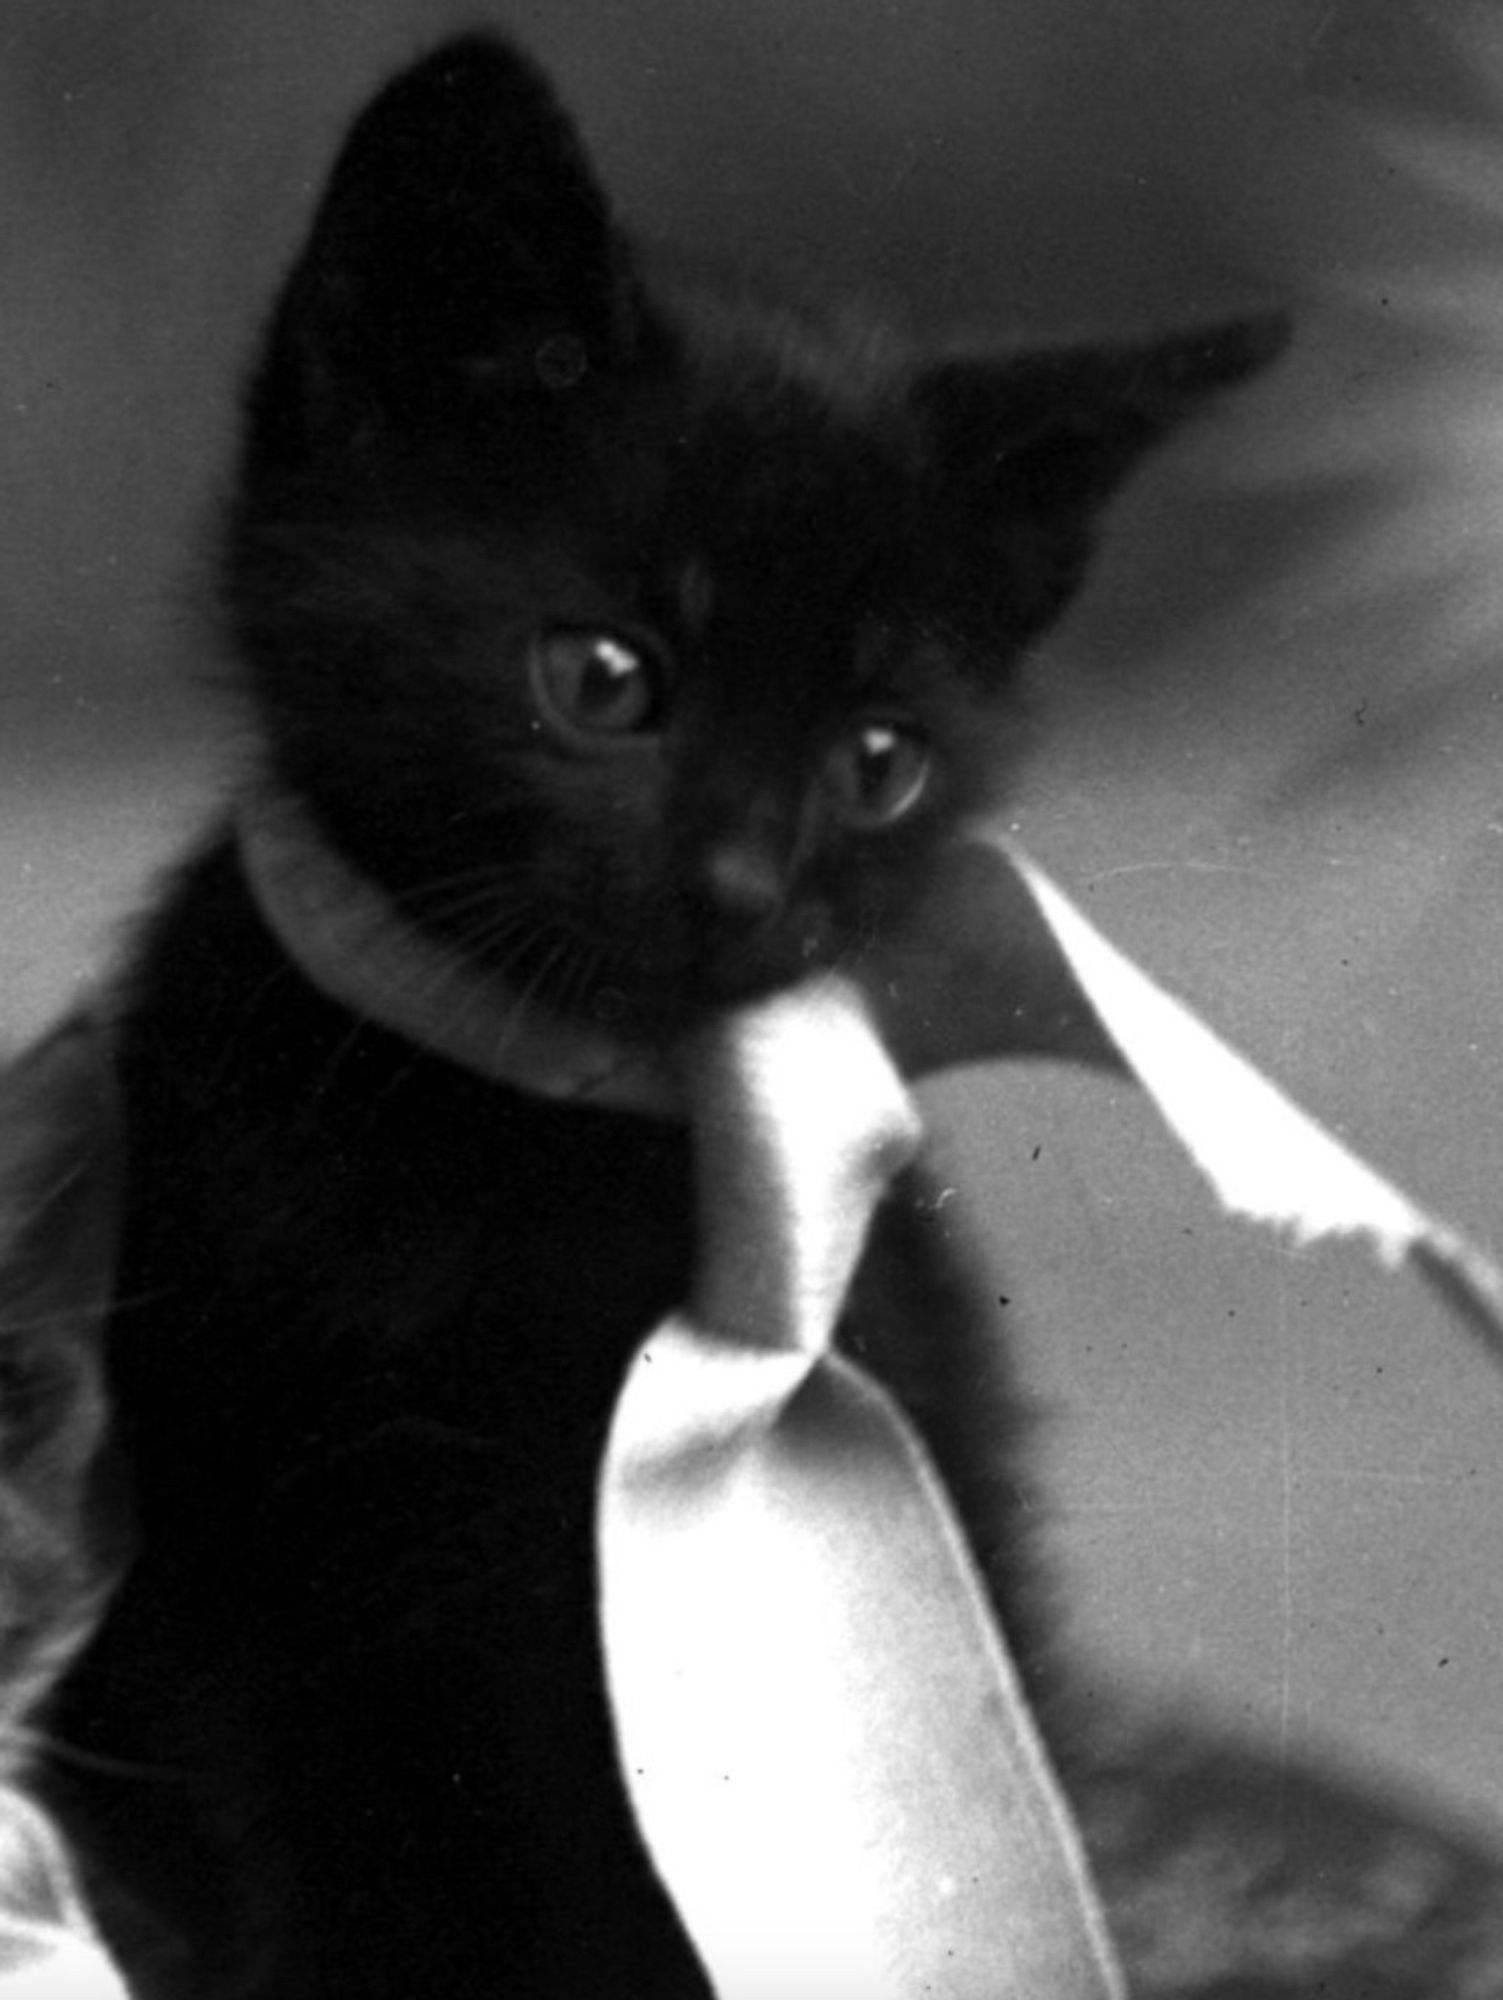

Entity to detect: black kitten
[32,35,1283,1998]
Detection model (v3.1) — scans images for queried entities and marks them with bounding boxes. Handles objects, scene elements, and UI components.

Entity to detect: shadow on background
[6,0,1503,1831]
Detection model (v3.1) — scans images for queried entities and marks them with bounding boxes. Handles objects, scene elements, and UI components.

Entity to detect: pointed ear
[246,34,637,470]
[912,314,1289,638]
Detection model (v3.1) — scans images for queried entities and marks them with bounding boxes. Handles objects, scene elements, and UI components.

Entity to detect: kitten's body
[23,34,1295,1998]
[44,840,1024,1997]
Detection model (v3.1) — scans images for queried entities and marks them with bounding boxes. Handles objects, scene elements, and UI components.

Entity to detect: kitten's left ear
[247,34,643,469]
[914,314,1289,638]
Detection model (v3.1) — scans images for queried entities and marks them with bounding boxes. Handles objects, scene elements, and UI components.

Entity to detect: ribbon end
[1409,1232,1503,1367]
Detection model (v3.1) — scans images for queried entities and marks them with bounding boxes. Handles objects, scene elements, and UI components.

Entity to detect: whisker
[407,869,539,911]
[398,856,540,901]
[410,900,554,974]
[551,937,602,1022]
[9,1725,189,1786]
[398,863,543,926]
[0,1286,169,1339]
[467,946,557,1072]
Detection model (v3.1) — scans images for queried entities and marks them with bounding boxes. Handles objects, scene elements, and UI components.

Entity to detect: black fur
[32,35,1284,1996]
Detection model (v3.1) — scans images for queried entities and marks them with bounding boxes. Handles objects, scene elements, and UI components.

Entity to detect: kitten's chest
[107,1045,699,1533]
[67,992,710,1795]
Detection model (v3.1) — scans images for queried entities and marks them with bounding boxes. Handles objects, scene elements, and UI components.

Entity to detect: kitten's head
[224,34,1284,1045]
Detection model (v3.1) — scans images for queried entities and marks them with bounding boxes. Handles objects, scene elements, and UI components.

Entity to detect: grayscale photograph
[1,3,1501,1993]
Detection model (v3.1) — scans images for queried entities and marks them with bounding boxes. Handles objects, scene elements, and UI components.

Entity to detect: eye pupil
[826,718,929,828]
[578,639,642,721]
[530,629,665,746]
[855,725,899,797]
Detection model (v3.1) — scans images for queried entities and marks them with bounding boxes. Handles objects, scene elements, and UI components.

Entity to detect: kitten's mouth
[600,925,850,1043]
[237,793,683,1116]
[458,885,850,1046]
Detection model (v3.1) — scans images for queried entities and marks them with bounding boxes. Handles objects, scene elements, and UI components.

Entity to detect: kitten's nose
[697,841,786,928]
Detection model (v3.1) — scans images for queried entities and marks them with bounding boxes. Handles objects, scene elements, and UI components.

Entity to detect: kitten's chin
[513,904,844,1050]
[566,947,844,1050]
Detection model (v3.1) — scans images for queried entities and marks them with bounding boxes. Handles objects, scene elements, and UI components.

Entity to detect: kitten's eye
[529,630,666,747]
[824,719,930,829]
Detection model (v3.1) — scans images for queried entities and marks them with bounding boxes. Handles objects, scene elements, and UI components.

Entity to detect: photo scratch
[1277,1273,1297,1806]
[1085,860,1265,884]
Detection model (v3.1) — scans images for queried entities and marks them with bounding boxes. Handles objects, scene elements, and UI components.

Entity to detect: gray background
[7,0,1503,1833]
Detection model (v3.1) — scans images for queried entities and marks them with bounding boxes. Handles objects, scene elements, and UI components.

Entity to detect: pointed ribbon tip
[984,831,1503,1365]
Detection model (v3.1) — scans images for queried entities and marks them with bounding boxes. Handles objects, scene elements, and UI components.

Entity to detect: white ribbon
[995,835,1503,1344]
[595,833,1503,2000]
[599,980,1124,1998]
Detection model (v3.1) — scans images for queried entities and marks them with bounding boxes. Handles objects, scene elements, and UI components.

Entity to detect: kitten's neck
[236,793,681,1117]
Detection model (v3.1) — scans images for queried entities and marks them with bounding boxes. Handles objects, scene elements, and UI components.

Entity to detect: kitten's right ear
[914,314,1289,641]
[246,35,636,469]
